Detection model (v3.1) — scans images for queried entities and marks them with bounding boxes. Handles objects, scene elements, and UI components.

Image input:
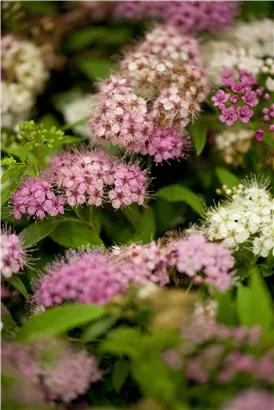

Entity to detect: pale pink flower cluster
[115,2,238,34]
[11,177,65,220]
[43,350,101,403]
[110,241,170,287]
[167,235,235,292]
[222,390,274,410]
[1,227,27,278]
[50,149,147,209]
[2,342,101,404]
[88,24,209,163]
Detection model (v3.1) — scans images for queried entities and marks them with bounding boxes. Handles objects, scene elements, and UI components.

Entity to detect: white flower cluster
[262,57,274,92]
[204,179,274,258]
[215,128,254,166]
[1,35,49,128]
[59,91,96,139]
[201,19,274,85]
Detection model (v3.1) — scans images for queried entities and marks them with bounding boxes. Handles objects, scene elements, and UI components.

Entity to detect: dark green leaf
[17,304,106,342]
[6,276,29,300]
[129,208,156,244]
[113,358,130,392]
[49,222,103,248]
[263,132,274,149]
[156,185,204,215]
[77,59,114,81]
[122,204,141,230]
[188,122,207,155]
[38,114,60,130]
[1,303,17,336]
[215,167,241,189]
[21,219,60,247]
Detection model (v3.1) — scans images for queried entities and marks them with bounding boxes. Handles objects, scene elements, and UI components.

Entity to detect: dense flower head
[35,250,123,307]
[138,126,192,163]
[1,227,28,278]
[49,149,148,209]
[136,25,201,66]
[203,178,274,257]
[116,2,237,34]
[1,35,49,128]
[11,177,65,220]
[167,235,235,292]
[222,390,274,410]
[110,241,170,287]
[214,127,254,167]
[89,75,154,150]
[43,349,101,403]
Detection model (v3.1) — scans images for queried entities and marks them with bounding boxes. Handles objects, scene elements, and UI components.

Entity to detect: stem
[146,155,153,170]
[61,116,90,131]
[185,280,193,294]
[62,217,90,226]
[89,209,97,232]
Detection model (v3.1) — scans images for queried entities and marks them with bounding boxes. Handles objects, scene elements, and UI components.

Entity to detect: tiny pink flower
[242,91,259,107]
[219,107,238,126]
[211,90,230,107]
[236,105,253,123]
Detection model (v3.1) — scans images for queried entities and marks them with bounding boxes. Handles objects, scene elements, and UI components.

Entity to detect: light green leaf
[1,165,28,184]
[77,59,114,81]
[1,180,22,206]
[113,358,130,392]
[263,132,274,149]
[17,304,106,342]
[215,167,241,189]
[21,219,60,247]
[1,303,17,336]
[58,135,82,144]
[6,276,29,300]
[49,222,103,248]
[18,141,34,162]
[82,316,116,342]
[38,114,60,130]
[188,122,207,155]
[156,184,204,215]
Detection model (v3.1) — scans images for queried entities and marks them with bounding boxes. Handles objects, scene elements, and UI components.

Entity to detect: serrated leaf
[6,276,29,300]
[215,167,241,189]
[77,59,114,81]
[1,165,28,184]
[49,222,103,248]
[156,185,204,215]
[188,122,207,155]
[17,304,106,342]
[21,219,60,247]
[113,358,130,392]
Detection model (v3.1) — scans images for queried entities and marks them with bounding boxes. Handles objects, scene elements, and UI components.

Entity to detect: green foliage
[76,59,114,81]
[20,218,61,246]
[156,185,204,215]
[129,208,156,243]
[112,358,130,392]
[215,167,241,189]
[19,121,65,149]
[49,221,104,248]
[17,304,106,342]
[6,276,29,300]
[187,122,207,155]
[82,316,116,342]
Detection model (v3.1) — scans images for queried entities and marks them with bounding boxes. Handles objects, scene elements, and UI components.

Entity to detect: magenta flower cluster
[50,149,148,209]
[116,1,237,34]
[11,177,65,220]
[89,25,209,163]
[167,235,235,292]
[259,103,274,140]
[1,228,27,278]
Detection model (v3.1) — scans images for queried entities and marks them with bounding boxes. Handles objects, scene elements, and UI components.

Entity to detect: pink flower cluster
[89,75,154,150]
[88,24,209,163]
[258,103,274,141]
[11,177,65,220]
[1,228,27,278]
[49,149,148,209]
[2,342,101,404]
[110,241,170,287]
[138,126,192,163]
[35,241,170,308]
[116,2,237,34]
[43,350,101,403]
[167,235,235,292]
[222,390,274,410]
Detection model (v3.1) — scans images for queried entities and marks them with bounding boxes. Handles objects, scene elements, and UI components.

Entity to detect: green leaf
[113,358,130,392]
[215,167,241,189]
[58,135,82,144]
[6,276,29,300]
[215,291,237,326]
[22,1,58,13]
[263,132,274,149]
[38,114,60,130]
[122,204,141,230]
[241,1,271,20]
[236,268,273,334]
[1,303,17,336]
[129,208,156,244]
[17,304,106,342]
[1,165,28,184]
[21,219,60,247]
[1,180,22,206]
[156,185,204,215]
[77,59,114,81]
[188,122,207,155]
[82,316,116,342]
[18,141,34,162]
[49,222,103,248]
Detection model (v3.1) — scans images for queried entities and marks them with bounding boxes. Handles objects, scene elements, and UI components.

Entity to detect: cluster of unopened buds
[89,24,210,163]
